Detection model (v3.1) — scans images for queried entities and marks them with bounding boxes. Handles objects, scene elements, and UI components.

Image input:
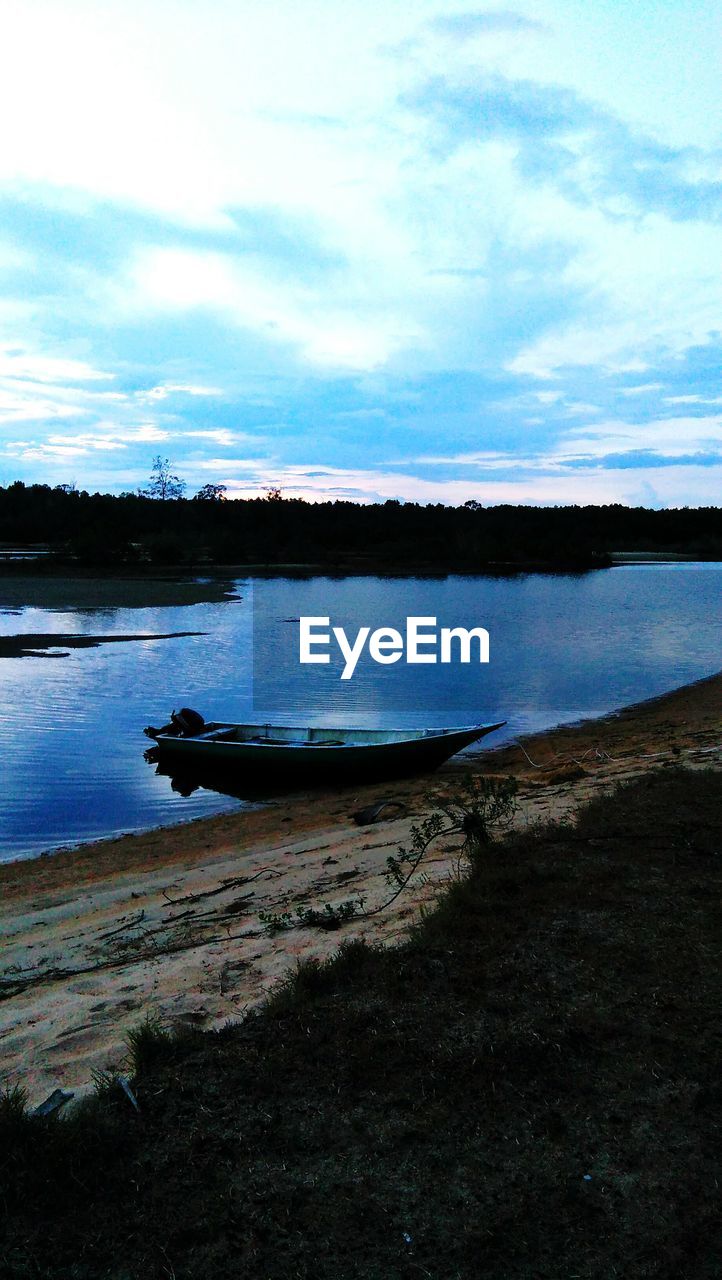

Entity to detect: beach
[2,668,721,1107]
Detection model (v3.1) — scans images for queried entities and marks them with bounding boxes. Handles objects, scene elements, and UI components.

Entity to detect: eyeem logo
[299,616,490,680]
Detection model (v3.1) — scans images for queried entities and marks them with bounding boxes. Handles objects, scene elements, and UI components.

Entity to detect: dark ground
[1,768,721,1279]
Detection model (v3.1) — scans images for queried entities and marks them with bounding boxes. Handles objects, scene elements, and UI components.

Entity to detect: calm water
[1,566,721,862]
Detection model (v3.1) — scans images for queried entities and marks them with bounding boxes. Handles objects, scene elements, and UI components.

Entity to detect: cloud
[0,346,113,384]
[140,383,223,402]
[384,409,722,478]
[44,433,126,451]
[620,383,663,396]
[182,429,256,447]
[5,431,125,458]
[564,402,601,417]
[401,73,722,224]
[4,443,91,460]
[0,392,81,424]
[191,456,273,475]
[395,449,523,469]
[563,413,722,458]
[571,450,722,472]
[127,245,417,372]
[664,394,722,406]
[126,426,170,442]
[427,11,547,39]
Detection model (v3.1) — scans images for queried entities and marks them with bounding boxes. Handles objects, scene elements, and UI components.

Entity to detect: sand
[2,670,721,1107]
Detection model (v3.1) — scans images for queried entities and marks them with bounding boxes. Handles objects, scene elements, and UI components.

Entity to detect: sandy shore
[2,670,721,1106]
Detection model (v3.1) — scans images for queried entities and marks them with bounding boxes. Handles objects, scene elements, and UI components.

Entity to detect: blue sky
[0,0,720,506]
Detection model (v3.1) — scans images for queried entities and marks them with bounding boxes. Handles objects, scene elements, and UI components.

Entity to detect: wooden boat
[149,720,506,782]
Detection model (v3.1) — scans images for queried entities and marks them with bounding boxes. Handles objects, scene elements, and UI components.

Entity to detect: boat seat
[246,736,346,746]
[247,735,301,745]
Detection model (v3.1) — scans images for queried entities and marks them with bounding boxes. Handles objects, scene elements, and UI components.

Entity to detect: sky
[0,0,721,507]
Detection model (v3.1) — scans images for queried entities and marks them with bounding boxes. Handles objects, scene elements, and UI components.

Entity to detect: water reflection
[145,747,287,804]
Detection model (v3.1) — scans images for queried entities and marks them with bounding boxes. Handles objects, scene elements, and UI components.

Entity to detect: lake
[1,565,721,862]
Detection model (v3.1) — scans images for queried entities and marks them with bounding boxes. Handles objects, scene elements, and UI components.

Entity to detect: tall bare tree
[139,456,186,500]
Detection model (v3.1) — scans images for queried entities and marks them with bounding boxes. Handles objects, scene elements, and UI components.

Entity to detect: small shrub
[0,1084,37,1183]
[437,773,518,854]
[125,1016,172,1076]
[258,908,295,933]
[92,1068,123,1099]
[296,898,365,930]
[0,1081,28,1125]
[256,774,518,935]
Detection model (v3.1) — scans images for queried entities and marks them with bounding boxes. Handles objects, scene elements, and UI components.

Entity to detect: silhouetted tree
[194,483,227,501]
[139,456,186,500]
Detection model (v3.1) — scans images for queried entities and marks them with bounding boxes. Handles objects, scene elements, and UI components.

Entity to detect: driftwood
[0,929,253,1001]
[351,799,408,826]
[32,1088,74,1118]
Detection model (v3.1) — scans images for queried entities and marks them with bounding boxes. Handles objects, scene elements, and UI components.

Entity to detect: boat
[146,720,506,782]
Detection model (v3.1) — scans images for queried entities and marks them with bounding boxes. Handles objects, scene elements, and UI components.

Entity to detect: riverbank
[1,554,612,578]
[1,668,721,1108]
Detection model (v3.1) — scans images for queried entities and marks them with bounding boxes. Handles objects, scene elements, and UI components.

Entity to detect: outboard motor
[144,708,205,740]
[171,708,205,737]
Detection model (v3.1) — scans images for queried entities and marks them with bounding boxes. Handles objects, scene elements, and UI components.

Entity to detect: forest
[1,478,721,572]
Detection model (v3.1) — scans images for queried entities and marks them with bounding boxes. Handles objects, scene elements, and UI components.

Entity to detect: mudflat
[0,572,241,611]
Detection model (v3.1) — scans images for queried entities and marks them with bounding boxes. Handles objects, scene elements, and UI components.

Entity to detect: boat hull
[151,721,505,783]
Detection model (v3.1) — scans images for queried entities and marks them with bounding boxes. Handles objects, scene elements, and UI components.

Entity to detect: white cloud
[127,245,421,372]
[182,429,249,447]
[620,383,663,396]
[139,383,223,402]
[5,431,126,457]
[193,456,274,473]
[400,449,521,468]
[45,433,126,451]
[664,394,722,406]
[0,392,81,423]
[564,402,602,417]
[5,442,90,459]
[563,414,722,459]
[125,425,170,442]
[0,347,113,383]
[508,214,722,380]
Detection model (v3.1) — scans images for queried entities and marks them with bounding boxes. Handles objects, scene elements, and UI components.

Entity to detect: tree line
[1,471,721,571]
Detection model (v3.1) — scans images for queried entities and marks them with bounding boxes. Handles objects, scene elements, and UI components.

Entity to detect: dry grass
[1,768,721,1279]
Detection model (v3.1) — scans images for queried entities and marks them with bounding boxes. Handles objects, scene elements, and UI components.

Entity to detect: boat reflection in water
[144,746,281,803]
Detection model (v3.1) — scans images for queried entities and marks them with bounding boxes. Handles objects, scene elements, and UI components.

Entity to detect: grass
[1,768,721,1279]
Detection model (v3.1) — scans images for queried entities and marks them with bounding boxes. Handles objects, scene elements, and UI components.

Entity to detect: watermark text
[299,616,490,680]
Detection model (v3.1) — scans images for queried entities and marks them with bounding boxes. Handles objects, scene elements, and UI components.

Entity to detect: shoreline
[5,665,722,875]
[0,556,611,577]
[4,664,721,872]
[2,667,721,1106]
